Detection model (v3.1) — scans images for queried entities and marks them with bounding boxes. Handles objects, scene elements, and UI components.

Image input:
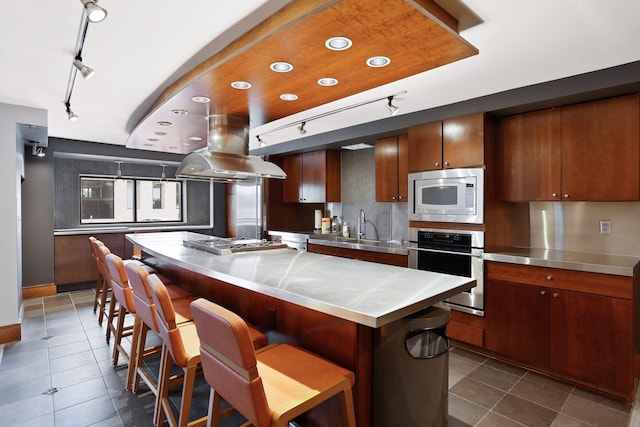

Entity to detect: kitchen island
[126,231,475,426]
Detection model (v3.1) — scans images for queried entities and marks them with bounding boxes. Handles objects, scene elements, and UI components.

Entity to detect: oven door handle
[407,246,484,258]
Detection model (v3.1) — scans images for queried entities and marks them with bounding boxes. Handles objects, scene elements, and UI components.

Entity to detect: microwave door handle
[407,246,483,258]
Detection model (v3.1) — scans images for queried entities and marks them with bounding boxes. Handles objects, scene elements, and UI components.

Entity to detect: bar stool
[89,237,111,326]
[190,298,357,427]
[148,274,268,427]
[125,262,196,406]
[104,252,141,390]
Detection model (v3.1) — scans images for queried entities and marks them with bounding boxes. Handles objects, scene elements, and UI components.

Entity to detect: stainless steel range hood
[176,115,286,181]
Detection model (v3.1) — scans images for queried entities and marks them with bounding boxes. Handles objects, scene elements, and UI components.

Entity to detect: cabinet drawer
[486,262,632,299]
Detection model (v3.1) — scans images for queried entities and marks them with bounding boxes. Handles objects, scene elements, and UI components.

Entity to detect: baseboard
[635,353,640,378]
[0,323,21,344]
[22,283,57,300]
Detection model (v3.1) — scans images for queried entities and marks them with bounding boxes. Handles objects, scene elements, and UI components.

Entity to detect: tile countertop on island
[484,247,640,277]
[126,231,474,328]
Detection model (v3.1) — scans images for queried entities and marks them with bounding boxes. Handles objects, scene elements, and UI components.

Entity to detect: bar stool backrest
[104,253,135,313]
[125,262,159,333]
[147,274,193,367]
[190,298,272,427]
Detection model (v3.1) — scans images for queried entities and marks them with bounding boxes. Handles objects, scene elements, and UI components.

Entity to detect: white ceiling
[1,0,639,152]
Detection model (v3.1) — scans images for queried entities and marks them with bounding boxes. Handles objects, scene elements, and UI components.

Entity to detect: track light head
[31,143,45,158]
[298,122,307,135]
[386,96,399,116]
[65,103,79,121]
[73,58,95,79]
[81,0,107,23]
[256,135,266,147]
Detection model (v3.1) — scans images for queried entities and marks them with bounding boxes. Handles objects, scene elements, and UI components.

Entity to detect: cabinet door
[561,94,640,201]
[282,154,303,203]
[301,151,327,203]
[485,279,549,366]
[549,290,633,397]
[375,137,399,202]
[397,134,409,201]
[497,109,562,201]
[442,113,485,168]
[408,121,442,172]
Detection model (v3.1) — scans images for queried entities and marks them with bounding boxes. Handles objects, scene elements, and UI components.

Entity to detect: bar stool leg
[112,305,127,366]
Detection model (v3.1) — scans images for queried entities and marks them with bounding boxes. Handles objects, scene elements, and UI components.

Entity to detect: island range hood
[176,115,286,181]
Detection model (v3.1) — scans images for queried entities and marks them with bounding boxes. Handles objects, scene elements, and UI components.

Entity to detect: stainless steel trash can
[373,304,451,427]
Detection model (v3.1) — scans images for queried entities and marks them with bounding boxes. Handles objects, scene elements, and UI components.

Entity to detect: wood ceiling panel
[127,0,477,154]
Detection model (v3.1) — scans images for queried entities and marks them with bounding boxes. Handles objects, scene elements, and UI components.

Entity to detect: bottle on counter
[332,215,340,233]
[342,222,350,238]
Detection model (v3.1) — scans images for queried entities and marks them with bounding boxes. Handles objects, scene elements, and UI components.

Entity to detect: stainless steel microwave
[408,168,484,224]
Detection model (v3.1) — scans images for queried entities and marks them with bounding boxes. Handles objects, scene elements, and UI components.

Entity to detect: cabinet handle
[435,162,440,167]
[398,195,403,200]
[444,161,449,166]
[551,193,557,198]
[546,275,552,281]
[392,196,396,200]
[563,194,569,198]
[552,293,559,298]
[540,290,546,296]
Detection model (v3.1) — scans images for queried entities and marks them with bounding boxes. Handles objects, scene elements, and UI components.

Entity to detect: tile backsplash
[328,148,409,242]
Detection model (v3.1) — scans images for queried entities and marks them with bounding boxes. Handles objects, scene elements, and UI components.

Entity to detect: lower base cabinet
[485,262,634,401]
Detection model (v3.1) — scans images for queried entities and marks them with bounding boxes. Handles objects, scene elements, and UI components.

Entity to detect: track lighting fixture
[115,161,123,179]
[160,164,167,181]
[255,91,406,143]
[256,135,265,147]
[81,0,108,23]
[386,96,399,115]
[73,57,95,79]
[66,102,79,121]
[31,143,45,158]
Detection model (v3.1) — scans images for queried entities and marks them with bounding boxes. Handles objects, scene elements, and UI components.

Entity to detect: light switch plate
[599,220,612,235]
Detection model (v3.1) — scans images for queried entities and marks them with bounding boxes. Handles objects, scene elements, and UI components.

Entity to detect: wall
[0,102,47,331]
[336,149,409,242]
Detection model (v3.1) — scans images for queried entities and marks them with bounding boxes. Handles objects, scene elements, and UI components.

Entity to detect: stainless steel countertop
[484,247,640,277]
[307,234,410,256]
[127,231,474,328]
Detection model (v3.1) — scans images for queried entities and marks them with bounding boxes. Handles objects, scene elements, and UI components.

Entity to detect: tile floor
[0,290,638,426]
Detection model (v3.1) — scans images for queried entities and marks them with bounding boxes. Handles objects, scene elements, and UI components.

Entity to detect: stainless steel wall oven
[408,228,484,316]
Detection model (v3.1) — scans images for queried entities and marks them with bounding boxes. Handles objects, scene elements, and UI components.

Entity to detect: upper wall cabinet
[281,150,341,203]
[408,113,489,172]
[498,94,640,201]
[375,135,408,202]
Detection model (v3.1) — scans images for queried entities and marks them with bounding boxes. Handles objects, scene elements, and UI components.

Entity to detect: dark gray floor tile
[560,393,630,427]
[50,349,97,374]
[493,393,558,427]
[0,372,51,406]
[510,377,570,412]
[48,339,92,359]
[43,294,73,307]
[571,387,631,414]
[0,394,53,426]
[103,372,128,394]
[51,361,103,389]
[450,376,506,409]
[54,394,118,427]
[484,358,529,377]
[46,321,84,337]
[468,364,521,392]
[448,393,490,426]
[450,347,489,364]
[477,411,525,426]
[45,330,87,348]
[0,348,49,372]
[1,336,47,355]
[88,415,123,426]
[0,359,50,388]
[53,377,109,411]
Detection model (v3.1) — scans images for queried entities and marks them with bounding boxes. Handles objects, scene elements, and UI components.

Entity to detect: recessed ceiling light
[172,109,189,115]
[366,56,391,67]
[280,94,299,101]
[157,121,172,126]
[231,81,252,89]
[143,143,154,147]
[154,131,167,136]
[317,77,338,87]
[182,142,192,146]
[325,36,352,51]
[168,146,178,150]
[147,138,159,142]
[192,95,211,103]
[188,136,202,141]
[342,143,374,150]
[270,62,293,72]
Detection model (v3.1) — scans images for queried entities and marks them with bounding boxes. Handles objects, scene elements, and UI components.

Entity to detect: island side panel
[145,254,374,427]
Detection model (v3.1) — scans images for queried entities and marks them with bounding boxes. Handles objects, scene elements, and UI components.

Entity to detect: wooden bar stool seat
[89,237,112,326]
[190,298,357,427]
[148,274,268,427]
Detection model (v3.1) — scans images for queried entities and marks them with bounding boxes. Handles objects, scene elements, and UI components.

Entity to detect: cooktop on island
[182,236,288,256]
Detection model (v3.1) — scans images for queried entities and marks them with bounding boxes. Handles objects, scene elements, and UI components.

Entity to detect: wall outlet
[599,220,612,235]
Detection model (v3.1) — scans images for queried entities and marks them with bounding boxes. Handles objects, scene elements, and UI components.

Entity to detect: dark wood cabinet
[408,113,488,172]
[497,109,562,201]
[485,262,634,400]
[281,150,341,203]
[375,134,408,202]
[497,94,640,201]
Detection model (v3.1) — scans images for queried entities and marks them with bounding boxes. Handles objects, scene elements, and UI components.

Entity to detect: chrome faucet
[357,209,366,239]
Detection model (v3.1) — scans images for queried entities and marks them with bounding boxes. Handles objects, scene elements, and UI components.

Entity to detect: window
[80,176,183,224]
